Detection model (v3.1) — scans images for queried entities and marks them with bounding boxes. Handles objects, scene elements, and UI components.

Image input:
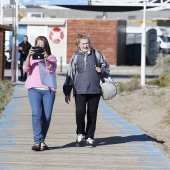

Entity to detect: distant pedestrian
[63,34,110,147]
[18,35,31,80]
[23,36,57,151]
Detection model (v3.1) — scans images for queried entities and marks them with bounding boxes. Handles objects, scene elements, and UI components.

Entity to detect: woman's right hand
[65,96,70,104]
[28,47,35,57]
[24,48,35,67]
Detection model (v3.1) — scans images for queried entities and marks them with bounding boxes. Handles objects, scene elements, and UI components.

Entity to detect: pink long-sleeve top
[23,55,57,92]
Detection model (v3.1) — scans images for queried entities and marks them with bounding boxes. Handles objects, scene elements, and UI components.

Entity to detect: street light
[141,0,147,86]
[14,0,19,82]
[0,1,3,25]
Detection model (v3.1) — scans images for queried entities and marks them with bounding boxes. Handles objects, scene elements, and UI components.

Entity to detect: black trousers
[75,94,101,139]
[20,57,27,78]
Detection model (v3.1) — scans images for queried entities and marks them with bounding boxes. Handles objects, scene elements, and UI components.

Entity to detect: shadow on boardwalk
[49,133,163,151]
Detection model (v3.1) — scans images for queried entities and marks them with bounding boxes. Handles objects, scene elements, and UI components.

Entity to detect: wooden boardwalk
[0,74,170,170]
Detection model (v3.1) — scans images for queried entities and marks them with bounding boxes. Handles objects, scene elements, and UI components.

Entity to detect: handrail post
[60,56,62,72]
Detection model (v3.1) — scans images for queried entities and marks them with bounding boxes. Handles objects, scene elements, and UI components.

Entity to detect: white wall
[27,25,66,65]
[48,26,66,65]
[27,26,48,46]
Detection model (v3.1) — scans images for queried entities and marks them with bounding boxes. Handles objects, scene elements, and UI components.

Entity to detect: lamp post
[141,0,147,86]
[0,1,3,25]
[14,0,19,82]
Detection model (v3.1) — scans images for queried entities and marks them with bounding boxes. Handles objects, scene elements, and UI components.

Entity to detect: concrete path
[0,68,170,170]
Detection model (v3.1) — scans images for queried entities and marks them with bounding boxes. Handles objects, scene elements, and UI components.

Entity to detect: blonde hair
[75,34,91,47]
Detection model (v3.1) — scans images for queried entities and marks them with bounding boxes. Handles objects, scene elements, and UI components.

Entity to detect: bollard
[60,56,62,72]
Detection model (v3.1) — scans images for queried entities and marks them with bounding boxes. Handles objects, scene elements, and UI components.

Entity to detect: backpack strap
[93,49,101,67]
[93,50,99,67]
[92,49,105,82]
[71,53,78,82]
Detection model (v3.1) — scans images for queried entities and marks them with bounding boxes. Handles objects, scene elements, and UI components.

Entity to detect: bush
[147,55,170,87]
[0,80,14,117]
[147,75,170,87]
[117,74,141,92]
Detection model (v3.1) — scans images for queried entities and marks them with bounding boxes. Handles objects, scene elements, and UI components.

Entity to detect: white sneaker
[77,134,85,142]
[86,138,96,147]
[75,134,85,147]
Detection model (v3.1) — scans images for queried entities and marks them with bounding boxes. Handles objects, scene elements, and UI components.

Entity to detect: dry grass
[117,58,170,126]
[0,80,14,118]
[154,55,170,76]
[158,90,170,126]
[161,110,170,126]
[117,74,141,93]
[147,75,170,87]
[147,55,170,126]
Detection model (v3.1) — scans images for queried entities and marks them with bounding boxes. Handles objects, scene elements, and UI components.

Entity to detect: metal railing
[90,0,170,7]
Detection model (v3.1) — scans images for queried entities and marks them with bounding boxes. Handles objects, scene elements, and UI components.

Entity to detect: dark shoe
[32,143,41,151]
[75,140,84,147]
[41,142,49,151]
[75,134,85,147]
[86,138,96,148]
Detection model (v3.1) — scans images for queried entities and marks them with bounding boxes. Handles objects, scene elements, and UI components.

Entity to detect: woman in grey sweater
[63,34,110,147]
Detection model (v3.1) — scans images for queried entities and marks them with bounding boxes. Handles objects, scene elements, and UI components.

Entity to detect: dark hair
[34,36,51,55]
[75,34,91,48]
[24,35,28,38]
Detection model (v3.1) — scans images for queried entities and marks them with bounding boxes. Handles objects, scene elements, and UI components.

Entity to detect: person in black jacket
[18,35,31,80]
[63,34,110,147]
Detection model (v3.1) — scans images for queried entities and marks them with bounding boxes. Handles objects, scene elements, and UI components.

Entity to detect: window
[27,12,44,18]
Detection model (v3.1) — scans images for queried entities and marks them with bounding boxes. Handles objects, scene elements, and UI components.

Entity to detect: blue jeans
[28,88,55,143]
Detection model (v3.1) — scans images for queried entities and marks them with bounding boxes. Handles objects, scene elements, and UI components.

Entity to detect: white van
[154,27,170,54]
[157,35,170,54]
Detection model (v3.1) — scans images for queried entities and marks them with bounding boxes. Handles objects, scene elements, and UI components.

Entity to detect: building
[1,1,170,65]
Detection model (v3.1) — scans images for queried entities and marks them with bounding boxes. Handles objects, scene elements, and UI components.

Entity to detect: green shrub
[147,75,170,87]
[117,75,141,92]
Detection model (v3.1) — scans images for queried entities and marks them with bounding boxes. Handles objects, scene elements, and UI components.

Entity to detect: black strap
[93,49,105,83]
[93,49,99,67]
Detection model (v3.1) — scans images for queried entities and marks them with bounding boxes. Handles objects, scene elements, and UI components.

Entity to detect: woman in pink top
[23,36,57,151]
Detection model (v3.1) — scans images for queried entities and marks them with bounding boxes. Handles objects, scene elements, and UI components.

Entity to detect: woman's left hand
[44,51,48,61]
[95,66,101,73]
[44,51,50,67]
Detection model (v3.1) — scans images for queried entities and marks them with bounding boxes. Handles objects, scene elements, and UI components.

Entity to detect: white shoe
[86,138,96,147]
[75,134,85,147]
[77,134,85,142]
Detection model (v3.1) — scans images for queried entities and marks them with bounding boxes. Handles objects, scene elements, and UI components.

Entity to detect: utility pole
[0,1,3,25]
[141,0,147,86]
[14,0,19,82]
